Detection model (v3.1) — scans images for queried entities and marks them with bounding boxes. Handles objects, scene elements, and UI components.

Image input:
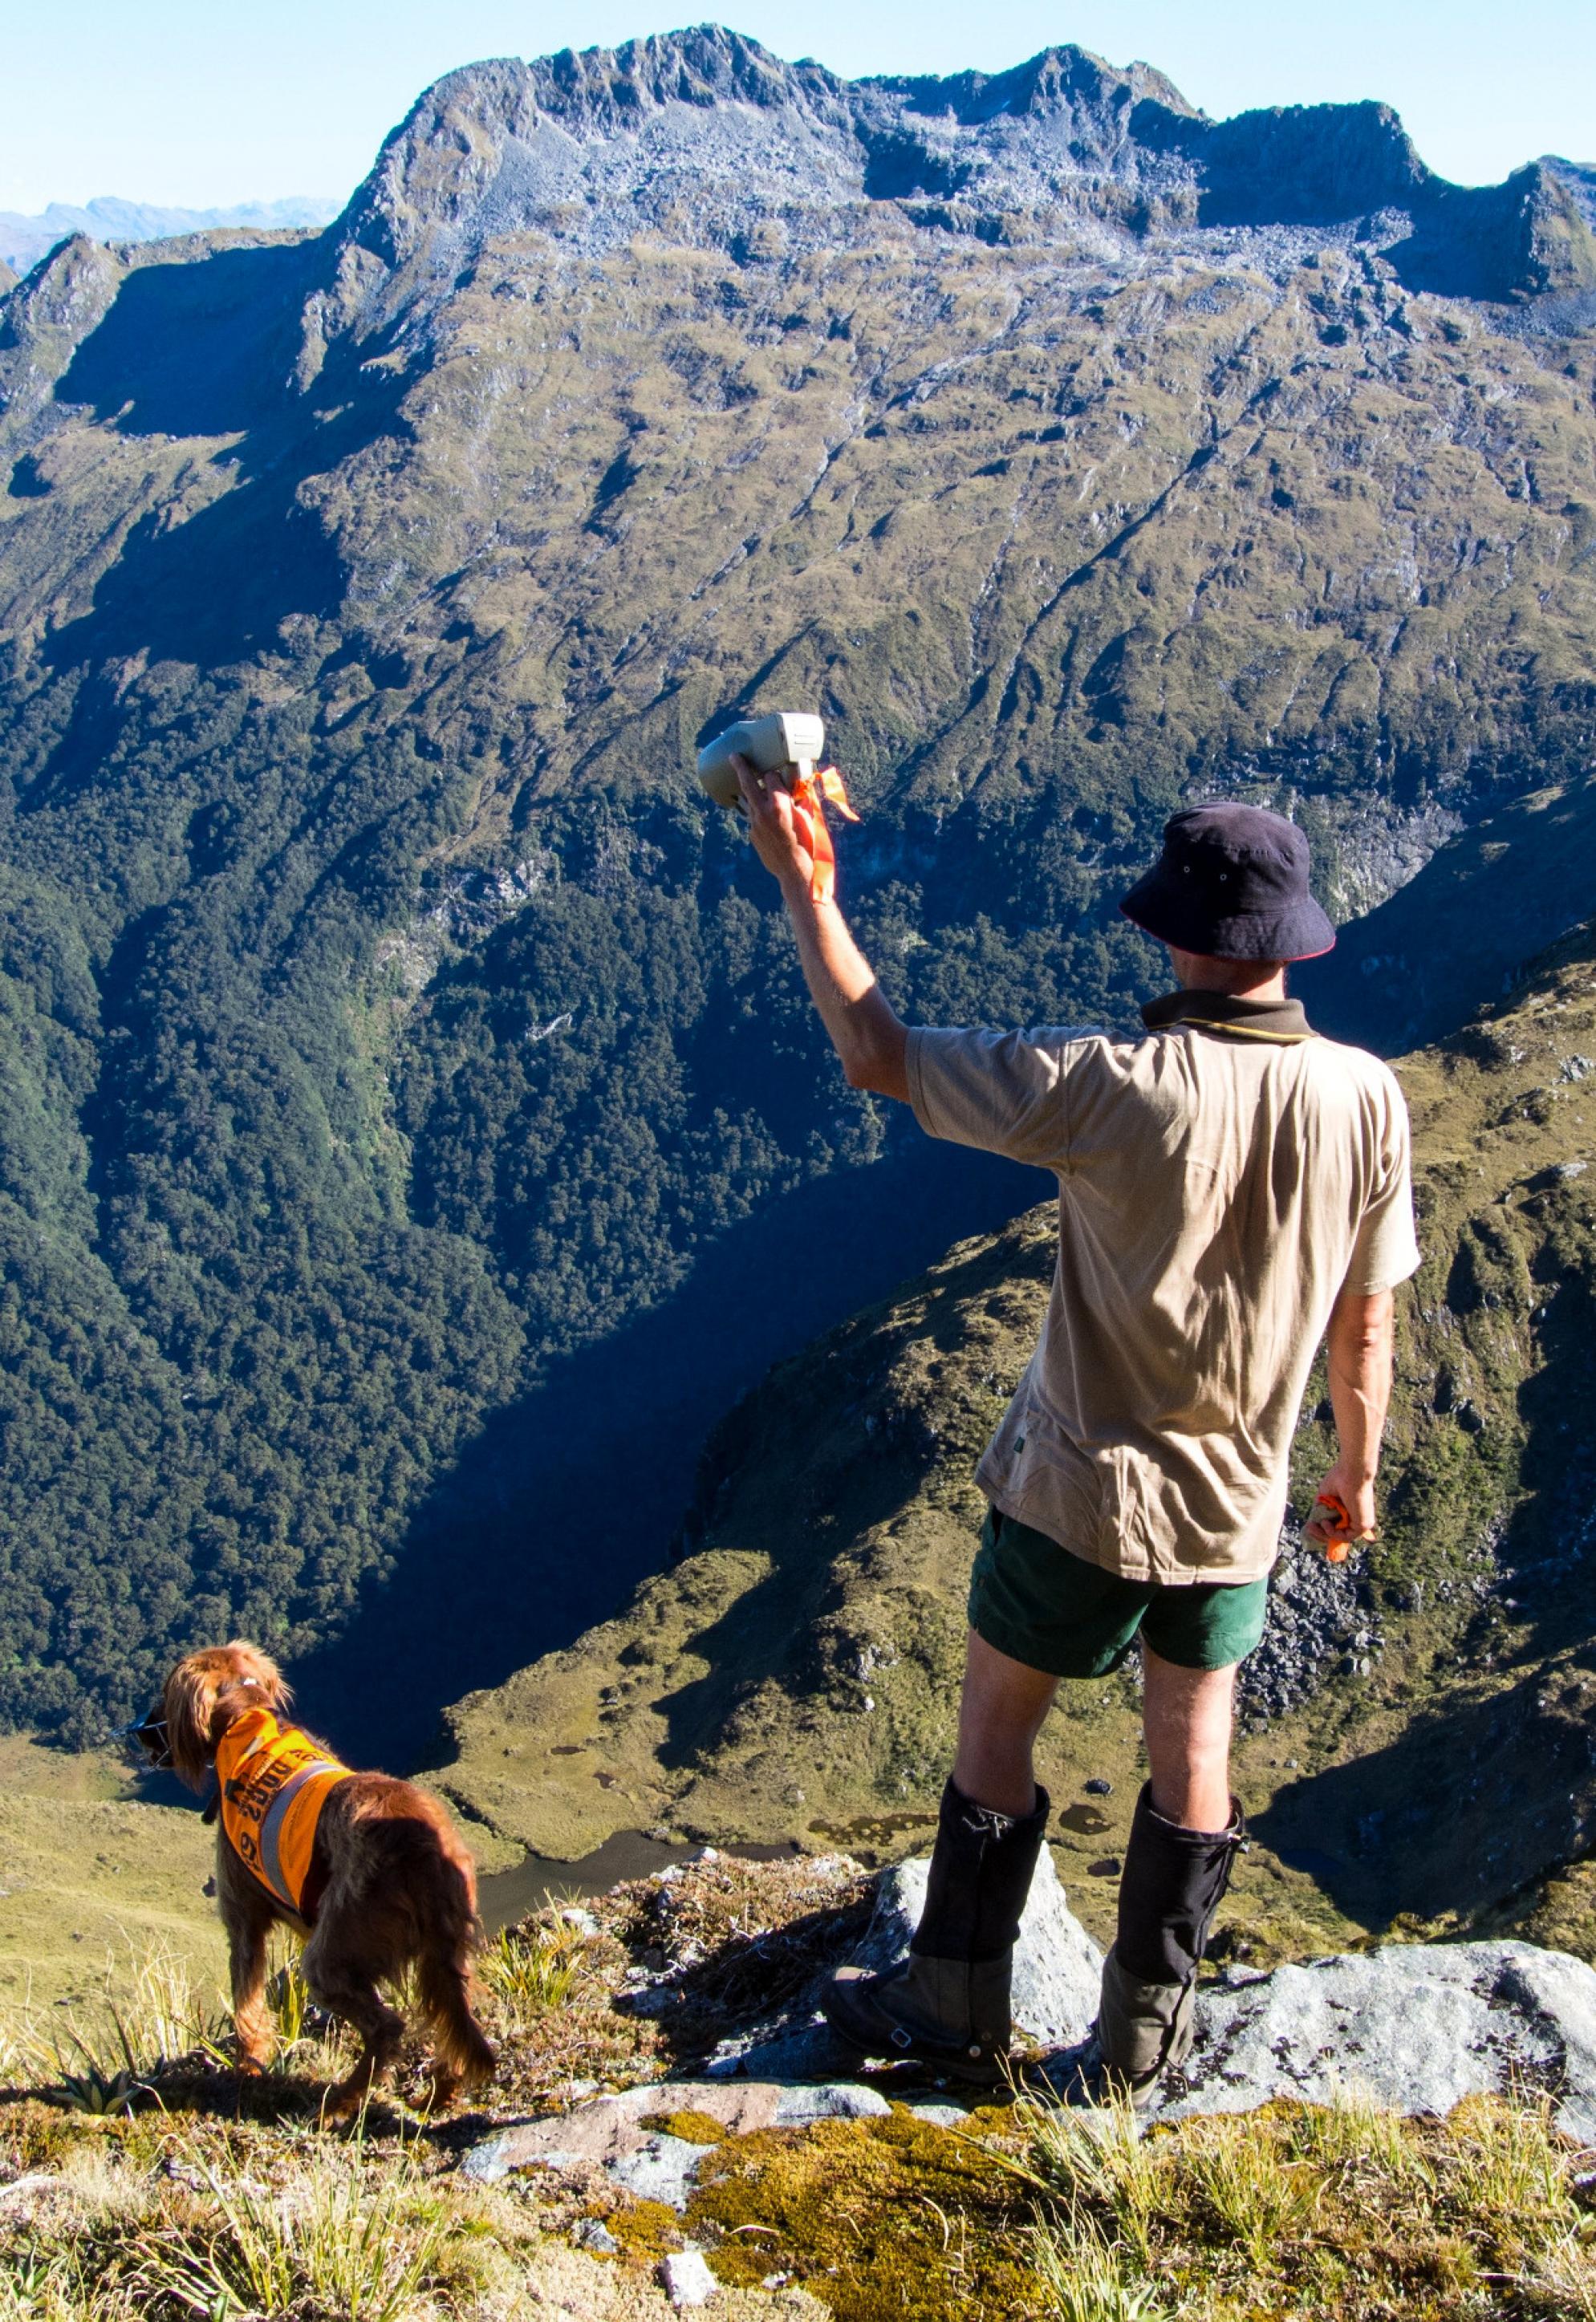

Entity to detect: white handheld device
[696,712,826,808]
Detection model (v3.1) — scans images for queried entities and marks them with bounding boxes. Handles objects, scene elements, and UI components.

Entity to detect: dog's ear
[225,1639,290,1712]
[162,1654,225,1791]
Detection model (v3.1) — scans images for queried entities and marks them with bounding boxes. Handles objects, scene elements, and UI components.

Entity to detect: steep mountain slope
[440,920,1596,1955]
[2,27,1596,1743]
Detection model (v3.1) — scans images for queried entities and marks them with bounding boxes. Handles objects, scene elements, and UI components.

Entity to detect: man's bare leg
[1099,1646,1245,2102]
[952,1629,1058,1818]
[1141,1646,1237,1830]
[823,1628,1054,2077]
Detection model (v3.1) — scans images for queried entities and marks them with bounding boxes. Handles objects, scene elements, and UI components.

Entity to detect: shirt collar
[1140,988,1316,1044]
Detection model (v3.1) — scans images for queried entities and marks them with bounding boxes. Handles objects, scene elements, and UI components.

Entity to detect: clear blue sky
[6,0,1592,214]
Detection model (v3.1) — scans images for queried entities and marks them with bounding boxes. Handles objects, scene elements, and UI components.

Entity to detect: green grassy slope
[439,921,1596,1959]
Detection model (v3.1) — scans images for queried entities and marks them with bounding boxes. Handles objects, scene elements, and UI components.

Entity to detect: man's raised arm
[733,753,909,1101]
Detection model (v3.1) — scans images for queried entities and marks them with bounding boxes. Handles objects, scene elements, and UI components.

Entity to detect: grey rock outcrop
[1155,1938,1596,2142]
[319,26,1596,332]
[459,1860,1596,2227]
[702,1840,1103,2079]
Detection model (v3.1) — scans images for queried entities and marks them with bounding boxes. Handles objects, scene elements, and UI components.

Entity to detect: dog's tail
[414,1835,497,2092]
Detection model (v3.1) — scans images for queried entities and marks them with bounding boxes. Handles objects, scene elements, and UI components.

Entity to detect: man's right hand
[731,750,910,1102]
[733,753,814,891]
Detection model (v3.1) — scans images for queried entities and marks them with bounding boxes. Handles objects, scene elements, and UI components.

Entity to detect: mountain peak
[527,23,835,127]
[314,26,1591,315]
[867,40,1198,129]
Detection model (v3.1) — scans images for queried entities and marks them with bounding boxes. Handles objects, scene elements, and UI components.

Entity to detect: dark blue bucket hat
[1120,804,1335,961]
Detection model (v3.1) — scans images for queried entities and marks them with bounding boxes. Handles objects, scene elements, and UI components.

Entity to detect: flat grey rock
[1154,1938,1596,2140]
[660,2247,718,2308]
[772,2081,891,2124]
[460,2074,894,2207]
[610,2132,715,2209]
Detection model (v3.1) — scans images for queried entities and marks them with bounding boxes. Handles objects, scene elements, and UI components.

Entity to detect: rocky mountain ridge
[325,27,1596,309]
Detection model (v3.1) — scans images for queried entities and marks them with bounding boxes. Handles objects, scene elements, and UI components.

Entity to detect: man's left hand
[1305,1463,1378,1557]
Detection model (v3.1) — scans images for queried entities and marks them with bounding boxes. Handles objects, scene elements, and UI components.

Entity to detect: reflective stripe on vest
[214,1708,349,1917]
[257,1756,344,1912]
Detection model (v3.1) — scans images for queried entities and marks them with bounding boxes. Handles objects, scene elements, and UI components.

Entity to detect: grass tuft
[132,2124,451,2322]
[1180,2113,1322,2268]
[477,1918,587,2033]
[3,1941,228,2115]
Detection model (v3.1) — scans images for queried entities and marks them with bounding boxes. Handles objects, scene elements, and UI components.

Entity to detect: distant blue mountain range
[0,194,337,276]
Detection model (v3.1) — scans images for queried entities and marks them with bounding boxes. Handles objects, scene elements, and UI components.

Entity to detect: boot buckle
[889,2024,915,2052]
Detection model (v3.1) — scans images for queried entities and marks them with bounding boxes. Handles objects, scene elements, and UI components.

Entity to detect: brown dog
[143,1641,494,2113]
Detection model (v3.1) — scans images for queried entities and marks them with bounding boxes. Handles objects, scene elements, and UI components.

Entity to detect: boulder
[707,1841,1103,2077]
[865,1845,1105,2048]
[1155,1938,1596,2141]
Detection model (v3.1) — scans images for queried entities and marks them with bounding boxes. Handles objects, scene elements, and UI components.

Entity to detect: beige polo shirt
[906,991,1420,1585]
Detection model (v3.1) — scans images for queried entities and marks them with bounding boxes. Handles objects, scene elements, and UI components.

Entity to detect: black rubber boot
[1094,1784,1246,2106]
[822,1777,1050,2085]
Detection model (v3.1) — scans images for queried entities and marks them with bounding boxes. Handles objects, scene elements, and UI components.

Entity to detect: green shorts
[969,1507,1269,1680]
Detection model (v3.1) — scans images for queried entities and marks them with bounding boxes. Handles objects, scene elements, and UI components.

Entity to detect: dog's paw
[415,2068,462,2113]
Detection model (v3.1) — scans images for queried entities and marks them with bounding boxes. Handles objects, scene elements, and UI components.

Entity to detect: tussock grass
[1180,2115,1322,2267]
[2,1942,228,2115]
[1021,2092,1170,2271]
[0,2117,516,2322]
[477,1918,586,2033]
[132,2127,453,2322]
[1027,2215,1168,2322]
[1014,2085,1596,2322]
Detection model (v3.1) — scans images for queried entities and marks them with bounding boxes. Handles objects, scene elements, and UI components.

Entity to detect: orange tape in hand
[789,765,859,904]
[1312,1491,1379,1564]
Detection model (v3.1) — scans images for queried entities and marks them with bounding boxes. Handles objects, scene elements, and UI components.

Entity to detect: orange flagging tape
[789,765,860,904]
[1311,1491,1379,1563]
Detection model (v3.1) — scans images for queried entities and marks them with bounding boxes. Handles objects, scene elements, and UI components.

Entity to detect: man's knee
[1141,1647,1237,1829]
[953,1629,1058,1817]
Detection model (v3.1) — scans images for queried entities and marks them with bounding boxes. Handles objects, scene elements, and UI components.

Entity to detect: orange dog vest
[214,1707,349,1919]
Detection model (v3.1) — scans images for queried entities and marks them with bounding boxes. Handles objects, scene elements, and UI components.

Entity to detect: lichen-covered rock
[1158,1938,1596,2140]
[462,2076,892,2205]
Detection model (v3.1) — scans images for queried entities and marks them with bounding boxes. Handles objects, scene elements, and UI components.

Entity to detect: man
[733,761,1419,2101]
